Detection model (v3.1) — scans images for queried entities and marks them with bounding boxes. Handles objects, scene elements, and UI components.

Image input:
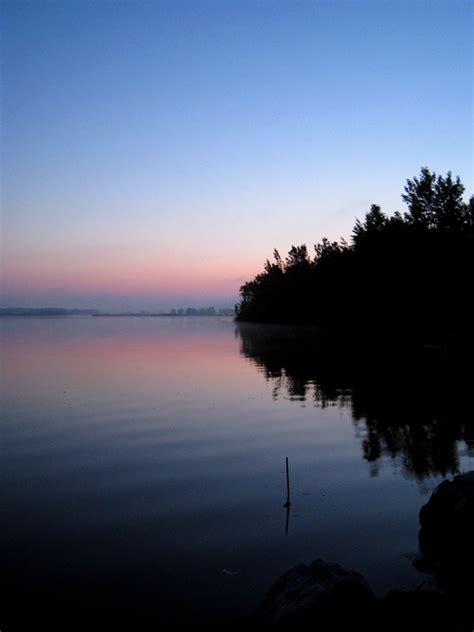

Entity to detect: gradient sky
[1,0,472,310]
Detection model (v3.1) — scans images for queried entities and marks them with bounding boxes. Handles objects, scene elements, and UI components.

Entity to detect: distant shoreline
[91,313,233,317]
[0,308,235,318]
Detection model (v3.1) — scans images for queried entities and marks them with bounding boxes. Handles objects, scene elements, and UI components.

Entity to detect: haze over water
[2,316,472,628]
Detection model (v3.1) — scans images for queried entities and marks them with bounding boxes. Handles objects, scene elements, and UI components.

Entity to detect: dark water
[1,316,472,629]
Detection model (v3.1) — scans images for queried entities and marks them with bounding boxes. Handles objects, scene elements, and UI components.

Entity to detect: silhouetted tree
[402,167,470,230]
[236,168,474,346]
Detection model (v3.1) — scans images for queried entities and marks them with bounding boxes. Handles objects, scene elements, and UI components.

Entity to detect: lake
[1,316,472,629]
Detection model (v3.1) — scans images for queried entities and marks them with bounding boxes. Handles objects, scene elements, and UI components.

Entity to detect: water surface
[1,316,472,628]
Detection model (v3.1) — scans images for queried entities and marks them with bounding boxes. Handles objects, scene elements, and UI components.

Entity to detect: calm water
[1,316,473,628]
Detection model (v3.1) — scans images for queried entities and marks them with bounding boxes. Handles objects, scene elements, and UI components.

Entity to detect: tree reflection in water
[236,323,474,480]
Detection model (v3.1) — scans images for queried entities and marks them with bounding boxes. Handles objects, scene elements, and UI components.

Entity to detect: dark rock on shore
[253,559,378,629]
[249,473,474,631]
[251,560,459,631]
[418,470,474,576]
[416,470,474,628]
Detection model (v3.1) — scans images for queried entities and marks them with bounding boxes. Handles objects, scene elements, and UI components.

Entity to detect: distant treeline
[0,307,235,317]
[236,168,474,344]
[0,308,98,316]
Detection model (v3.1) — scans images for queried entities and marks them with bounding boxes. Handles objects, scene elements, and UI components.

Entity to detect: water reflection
[237,323,474,480]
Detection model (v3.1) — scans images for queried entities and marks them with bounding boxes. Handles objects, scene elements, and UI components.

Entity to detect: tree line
[236,168,474,344]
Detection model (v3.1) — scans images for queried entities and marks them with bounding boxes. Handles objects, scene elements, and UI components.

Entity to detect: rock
[253,559,378,629]
[414,578,444,595]
[382,588,450,631]
[251,554,470,631]
[250,473,474,631]
[418,470,474,580]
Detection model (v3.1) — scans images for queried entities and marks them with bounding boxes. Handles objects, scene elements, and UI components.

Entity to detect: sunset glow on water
[2,316,472,627]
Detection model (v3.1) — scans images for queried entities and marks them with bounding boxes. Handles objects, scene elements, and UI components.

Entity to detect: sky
[1,0,472,311]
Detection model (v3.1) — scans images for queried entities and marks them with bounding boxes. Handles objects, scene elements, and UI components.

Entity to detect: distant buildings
[169,307,234,316]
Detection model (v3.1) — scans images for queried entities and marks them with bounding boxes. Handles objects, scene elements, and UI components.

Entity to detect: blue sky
[1,0,472,309]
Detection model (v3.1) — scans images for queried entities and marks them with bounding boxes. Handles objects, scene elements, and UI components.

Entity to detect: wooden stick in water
[283,456,291,508]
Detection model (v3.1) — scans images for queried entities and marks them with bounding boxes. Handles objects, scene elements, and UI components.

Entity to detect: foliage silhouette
[236,168,474,346]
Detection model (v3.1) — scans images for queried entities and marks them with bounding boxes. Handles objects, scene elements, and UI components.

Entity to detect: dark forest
[236,168,474,347]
